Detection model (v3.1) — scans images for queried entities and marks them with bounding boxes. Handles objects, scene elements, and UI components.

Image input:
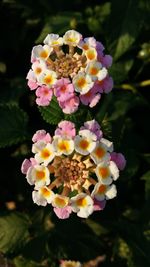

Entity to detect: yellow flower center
[90,67,99,75]
[44,75,53,84]
[77,77,87,88]
[67,37,76,43]
[35,67,42,74]
[55,197,67,207]
[36,170,45,180]
[58,141,70,151]
[99,167,109,178]
[95,147,105,158]
[52,40,59,45]
[41,187,51,197]
[41,149,51,159]
[87,50,96,60]
[79,139,89,150]
[40,50,48,59]
[98,184,106,194]
[82,44,89,50]
[76,197,87,207]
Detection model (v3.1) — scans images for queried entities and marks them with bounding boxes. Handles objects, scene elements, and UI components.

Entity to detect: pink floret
[80,120,103,140]
[80,85,101,107]
[27,80,38,90]
[111,152,126,170]
[54,78,74,102]
[26,69,38,90]
[55,121,76,138]
[100,54,113,68]
[94,76,113,94]
[21,158,37,174]
[54,206,72,219]
[93,199,106,211]
[32,130,51,143]
[36,86,53,106]
[59,95,79,114]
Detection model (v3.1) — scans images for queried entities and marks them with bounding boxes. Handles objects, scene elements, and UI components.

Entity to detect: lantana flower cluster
[21,120,126,219]
[59,256,106,267]
[27,30,113,114]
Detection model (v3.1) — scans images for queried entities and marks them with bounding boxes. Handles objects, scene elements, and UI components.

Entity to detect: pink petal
[55,121,76,138]
[59,95,79,114]
[80,85,101,107]
[54,206,72,219]
[21,159,31,174]
[54,81,74,102]
[89,94,101,108]
[21,157,37,174]
[27,80,38,90]
[102,55,113,68]
[36,86,53,100]
[32,130,51,143]
[111,152,126,170]
[93,199,106,211]
[36,97,50,106]
[80,120,103,140]
[103,76,113,94]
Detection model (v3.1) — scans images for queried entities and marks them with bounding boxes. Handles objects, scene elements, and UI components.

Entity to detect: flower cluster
[60,260,81,267]
[21,120,126,219]
[27,30,113,114]
[60,256,106,267]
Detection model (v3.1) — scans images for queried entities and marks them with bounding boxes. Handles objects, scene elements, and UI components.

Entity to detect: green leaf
[108,91,145,121]
[0,77,27,103]
[141,171,150,201]
[120,149,139,180]
[87,3,111,34]
[109,59,134,84]
[0,103,28,148]
[22,234,47,262]
[117,219,150,267]
[14,257,41,267]
[64,106,89,128]
[95,93,113,123]
[0,212,29,254]
[38,97,64,125]
[106,0,142,60]
[36,12,82,43]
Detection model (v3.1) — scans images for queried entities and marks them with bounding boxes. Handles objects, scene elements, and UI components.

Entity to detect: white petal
[52,137,74,156]
[32,140,46,153]
[105,184,117,199]
[74,135,96,155]
[44,34,63,46]
[35,143,55,166]
[95,163,112,185]
[77,205,94,218]
[63,30,82,46]
[90,142,110,164]
[109,161,119,180]
[100,138,113,152]
[52,194,69,208]
[32,190,47,206]
[73,73,94,95]
[97,67,108,81]
[26,166,35,185]
[79,129,97,141]
[39,187,55,203]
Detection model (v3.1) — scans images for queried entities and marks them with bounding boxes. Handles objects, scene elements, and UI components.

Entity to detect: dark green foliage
[38,97,64,125]
[0,0,149,266]
[0,212,30,254]
[0,104,29,148]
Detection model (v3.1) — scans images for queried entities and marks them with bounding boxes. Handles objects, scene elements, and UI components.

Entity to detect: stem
[69,45,74,56]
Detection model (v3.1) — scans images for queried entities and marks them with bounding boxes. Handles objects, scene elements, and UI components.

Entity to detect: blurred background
[0,0,150,266]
